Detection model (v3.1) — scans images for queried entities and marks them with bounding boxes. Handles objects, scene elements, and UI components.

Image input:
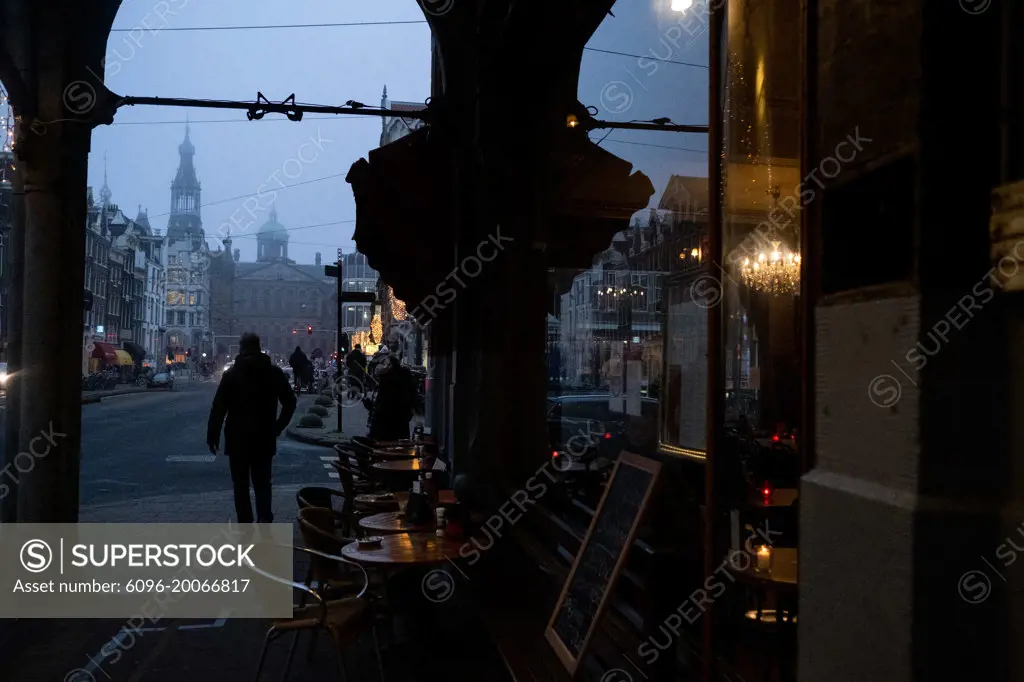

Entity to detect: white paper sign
[626,360,642,416]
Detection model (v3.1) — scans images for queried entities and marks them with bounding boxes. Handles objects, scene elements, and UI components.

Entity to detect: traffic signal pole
[336,251,343,433]
[325,250,373,435]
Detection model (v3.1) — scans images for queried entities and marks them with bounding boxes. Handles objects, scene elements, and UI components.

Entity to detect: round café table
[359,511,433,535]
[354,492,407,512]
[371,446,418,461]
[373,439,414,447]
[341,532,463,565]
[373,459,430,474]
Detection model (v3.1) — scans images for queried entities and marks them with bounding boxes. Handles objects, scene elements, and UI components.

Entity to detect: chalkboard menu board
[545,452,662,674]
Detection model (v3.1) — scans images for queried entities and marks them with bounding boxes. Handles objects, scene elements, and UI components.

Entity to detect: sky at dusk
[88,0,708,267]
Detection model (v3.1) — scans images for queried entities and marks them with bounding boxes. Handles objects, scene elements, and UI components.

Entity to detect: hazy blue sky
[89,0,708,266]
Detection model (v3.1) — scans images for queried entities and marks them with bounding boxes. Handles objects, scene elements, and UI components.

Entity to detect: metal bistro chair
[294,492,358,596]
[296,487,350,529]
[330,462,380,535]
[249,545,383,682]
[299,506,388,628]
[333,448,382,491]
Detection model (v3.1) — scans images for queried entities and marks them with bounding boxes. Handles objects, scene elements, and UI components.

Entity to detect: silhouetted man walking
[207,333,296,523]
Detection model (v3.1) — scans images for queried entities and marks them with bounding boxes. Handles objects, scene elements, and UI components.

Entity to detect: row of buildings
[81,124,214,372]
[80,115,391,374]
[554,174,713,392]
[3,86,419,373]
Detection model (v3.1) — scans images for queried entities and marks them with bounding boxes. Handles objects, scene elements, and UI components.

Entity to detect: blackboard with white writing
[545,452,661,674]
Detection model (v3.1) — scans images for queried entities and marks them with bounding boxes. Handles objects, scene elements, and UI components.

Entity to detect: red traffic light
[292,329,297,334]
[307,326,313,335]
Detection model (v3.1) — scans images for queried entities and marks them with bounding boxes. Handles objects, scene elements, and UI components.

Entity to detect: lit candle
[756,545,772,572]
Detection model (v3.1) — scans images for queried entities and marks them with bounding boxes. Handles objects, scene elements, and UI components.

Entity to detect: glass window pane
[721,0,802,438]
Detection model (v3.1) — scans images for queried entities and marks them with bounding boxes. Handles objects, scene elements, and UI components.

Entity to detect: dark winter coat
[207,351,297,458]
[369,361,417,441]
[289,348,309,372]
[345,349,367,377]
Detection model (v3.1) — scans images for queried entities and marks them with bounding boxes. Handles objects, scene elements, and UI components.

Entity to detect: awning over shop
[123,341,146,362]
[114,350,133,366]
[91,342,117,363]
[347,126,455,309]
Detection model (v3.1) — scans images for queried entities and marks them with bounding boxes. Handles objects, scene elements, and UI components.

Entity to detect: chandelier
[740,187,801,296]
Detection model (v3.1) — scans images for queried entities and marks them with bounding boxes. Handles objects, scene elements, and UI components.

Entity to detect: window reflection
[722,0,801,446]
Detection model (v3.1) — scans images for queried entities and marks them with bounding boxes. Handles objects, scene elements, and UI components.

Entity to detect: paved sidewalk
[5,484,378,682]
[286,393,370,446]
[79,484,308,523]
[81,386,149,404]
[285,393,425,449]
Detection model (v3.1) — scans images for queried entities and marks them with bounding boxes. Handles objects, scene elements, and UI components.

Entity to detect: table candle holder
[755,545,773,573]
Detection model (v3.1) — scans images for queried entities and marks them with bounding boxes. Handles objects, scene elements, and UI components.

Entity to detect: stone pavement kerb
[286,393,369,447]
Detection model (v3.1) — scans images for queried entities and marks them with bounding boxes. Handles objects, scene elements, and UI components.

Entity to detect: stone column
[800,1,1014,680]
[1,160,24,524]
[3,0,116,522]
[15,117,90,522]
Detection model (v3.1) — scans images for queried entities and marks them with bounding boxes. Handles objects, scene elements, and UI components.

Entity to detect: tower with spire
[166,119,203,240]
[99,152,112,207]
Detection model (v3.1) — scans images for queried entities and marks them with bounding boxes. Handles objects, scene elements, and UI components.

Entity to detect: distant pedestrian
[289,346,310,393]
[207,333,297,523]
[346,344,367,379]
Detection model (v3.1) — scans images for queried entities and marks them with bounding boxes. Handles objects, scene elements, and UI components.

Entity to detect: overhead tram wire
[228,220,354,238]
[107,20,429,31]
[145,172,350,220]
[106,20,706,69]
[107,117,706,154]
[110,115,377,125]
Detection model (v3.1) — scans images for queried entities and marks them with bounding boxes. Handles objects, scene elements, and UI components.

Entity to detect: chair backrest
[352,435,375,449]
[298,507,347,583]
[335,446,361,466]
[331,461,358,499]
[296,487,337,512]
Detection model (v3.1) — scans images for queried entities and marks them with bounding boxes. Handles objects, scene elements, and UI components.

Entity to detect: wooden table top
[341,533,464,565]
[730,547,798,587]
[354,490,452,510]
[373,440,414,448]
[354,492,408,510]
[373,458,429,472]
[358,511,433,534]
[371,447,418,461]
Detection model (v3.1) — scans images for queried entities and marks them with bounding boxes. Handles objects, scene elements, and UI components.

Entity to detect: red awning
[91,342,118,363]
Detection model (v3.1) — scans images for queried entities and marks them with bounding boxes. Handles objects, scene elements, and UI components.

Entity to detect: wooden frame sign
[544,452,662,675]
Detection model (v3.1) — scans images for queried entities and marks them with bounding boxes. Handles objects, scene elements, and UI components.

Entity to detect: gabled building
[380,85,427,146]
[130,206,165,361]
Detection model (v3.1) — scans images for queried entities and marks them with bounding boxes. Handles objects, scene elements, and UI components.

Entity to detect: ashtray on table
[357,536,384,548]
